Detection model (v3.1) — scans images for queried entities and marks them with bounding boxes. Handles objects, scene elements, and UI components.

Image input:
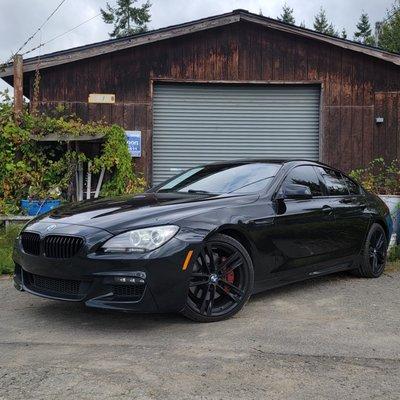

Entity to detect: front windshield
[156,163,281,194]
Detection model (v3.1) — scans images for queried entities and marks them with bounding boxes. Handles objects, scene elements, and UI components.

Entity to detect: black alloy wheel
[182,234,254,322]
[356,223,388,278]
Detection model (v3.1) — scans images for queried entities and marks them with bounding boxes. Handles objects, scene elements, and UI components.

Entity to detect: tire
[182,233,254,322]
[355,223,388,278]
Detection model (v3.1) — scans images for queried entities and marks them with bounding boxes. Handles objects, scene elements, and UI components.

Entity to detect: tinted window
[318,168,349,196]
[156,163,281,194]
[343,175,361,195]
[283,166,323,197]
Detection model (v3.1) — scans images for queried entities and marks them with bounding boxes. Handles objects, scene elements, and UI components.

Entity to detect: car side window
[342,175,361,195]
[283,166,323,197]
[317,167,349,196]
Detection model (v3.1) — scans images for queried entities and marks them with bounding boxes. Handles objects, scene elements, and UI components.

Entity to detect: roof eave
[0,13,241,78]
[241,13,400,66]
[1,9,400,81]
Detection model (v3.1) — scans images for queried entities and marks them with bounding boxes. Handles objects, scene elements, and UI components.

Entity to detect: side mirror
[280,184,312,200]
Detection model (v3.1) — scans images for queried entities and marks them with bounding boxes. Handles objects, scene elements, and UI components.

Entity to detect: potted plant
[350,158,400,244]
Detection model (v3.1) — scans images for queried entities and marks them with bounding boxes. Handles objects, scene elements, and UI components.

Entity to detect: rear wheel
[356,223,388,278]
[182,234,254,322]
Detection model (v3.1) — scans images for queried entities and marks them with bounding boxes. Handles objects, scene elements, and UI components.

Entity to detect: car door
[267,165,339,277]
[314,167,371,259]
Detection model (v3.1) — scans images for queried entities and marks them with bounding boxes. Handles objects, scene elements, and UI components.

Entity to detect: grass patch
[386,261,400,274]
[0,225,21,275]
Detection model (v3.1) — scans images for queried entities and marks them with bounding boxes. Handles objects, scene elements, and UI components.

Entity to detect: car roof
[201,159,331,168]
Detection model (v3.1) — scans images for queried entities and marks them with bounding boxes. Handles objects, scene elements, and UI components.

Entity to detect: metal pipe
[94,167,105,198]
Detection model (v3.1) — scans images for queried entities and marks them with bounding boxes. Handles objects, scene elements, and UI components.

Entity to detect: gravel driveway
[1,267,400,400]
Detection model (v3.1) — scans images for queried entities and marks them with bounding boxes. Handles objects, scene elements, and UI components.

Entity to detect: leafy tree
[101,0,151,38]
[277,4,295,25]
[379,0,400,53]
[354,13,375,46]
[313,8,338,37]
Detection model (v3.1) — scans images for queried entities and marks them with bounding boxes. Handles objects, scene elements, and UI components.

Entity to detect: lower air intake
[25,272,81,296]
[112,284,146,300]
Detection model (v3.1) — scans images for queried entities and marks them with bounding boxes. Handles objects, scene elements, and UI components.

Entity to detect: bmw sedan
[13,160,392,322]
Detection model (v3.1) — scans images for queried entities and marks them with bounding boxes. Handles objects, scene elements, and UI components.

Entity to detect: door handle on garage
[322,205,333,216]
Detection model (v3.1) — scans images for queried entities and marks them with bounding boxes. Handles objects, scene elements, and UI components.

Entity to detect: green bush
[388,244,400,262]
[349,158,400,195]
[0,225,21,275]
[0,90,146,215]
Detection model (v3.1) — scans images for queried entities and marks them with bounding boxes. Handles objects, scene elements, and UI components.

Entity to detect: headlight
[102,225,179,253]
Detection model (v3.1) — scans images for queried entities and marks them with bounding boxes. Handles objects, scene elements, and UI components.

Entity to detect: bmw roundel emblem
[46,224,57,232]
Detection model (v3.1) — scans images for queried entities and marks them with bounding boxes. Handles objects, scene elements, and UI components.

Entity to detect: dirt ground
[1,266,399,399]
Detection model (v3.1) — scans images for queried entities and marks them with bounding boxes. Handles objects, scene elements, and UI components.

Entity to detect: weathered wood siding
[32,21,400,181]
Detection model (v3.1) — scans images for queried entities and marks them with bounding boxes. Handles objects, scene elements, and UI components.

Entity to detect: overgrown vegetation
[349,158,400,195]
[0,90,146,215]
[388,244,400,262]
[0,225,21,275]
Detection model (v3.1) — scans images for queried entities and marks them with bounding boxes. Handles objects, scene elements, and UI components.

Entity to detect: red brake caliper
[221,256,235,292]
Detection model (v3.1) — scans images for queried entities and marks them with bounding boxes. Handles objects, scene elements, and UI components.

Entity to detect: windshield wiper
[186,189,215,195]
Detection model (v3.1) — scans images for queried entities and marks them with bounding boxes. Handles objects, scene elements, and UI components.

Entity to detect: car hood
[27,192,259,234]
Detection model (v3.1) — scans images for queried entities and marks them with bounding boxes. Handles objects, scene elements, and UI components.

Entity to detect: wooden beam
[13,54,23,120]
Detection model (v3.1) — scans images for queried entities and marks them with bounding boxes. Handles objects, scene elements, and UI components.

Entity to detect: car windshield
[156,163,281,194]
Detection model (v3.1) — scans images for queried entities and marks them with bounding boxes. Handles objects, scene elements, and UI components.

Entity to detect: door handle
[341,198,353,204]
[322,205,333,215]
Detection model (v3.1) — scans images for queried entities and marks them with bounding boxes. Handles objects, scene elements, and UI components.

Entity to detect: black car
[13,160,392,322]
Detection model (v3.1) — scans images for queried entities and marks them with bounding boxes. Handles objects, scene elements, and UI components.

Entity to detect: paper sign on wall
[126,131,142,157]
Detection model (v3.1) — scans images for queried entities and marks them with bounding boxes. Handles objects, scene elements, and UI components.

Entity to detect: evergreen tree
[313,8,338,37]
[379,1,400,53]
[354,13,375,46]
[341,28,347,39]
[101,0,151,38]
[277,4,295,25]
[313,7,329,33]
[326,23,339,37]
[300,21,306,29]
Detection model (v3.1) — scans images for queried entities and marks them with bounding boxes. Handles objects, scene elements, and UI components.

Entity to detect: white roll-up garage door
[152,84,320,184]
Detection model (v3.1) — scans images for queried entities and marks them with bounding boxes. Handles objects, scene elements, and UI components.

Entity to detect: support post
[94,167,105,198]
[13,54,23,121]
[86,161,92,200]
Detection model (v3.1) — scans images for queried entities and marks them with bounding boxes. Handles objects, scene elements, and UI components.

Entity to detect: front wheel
[355,223,388,278]
[182,234,254,322]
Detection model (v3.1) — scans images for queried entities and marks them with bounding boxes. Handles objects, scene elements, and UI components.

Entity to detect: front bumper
[13,226,201,313]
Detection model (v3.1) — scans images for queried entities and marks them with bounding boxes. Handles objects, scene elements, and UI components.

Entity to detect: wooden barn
[2,9,400,184]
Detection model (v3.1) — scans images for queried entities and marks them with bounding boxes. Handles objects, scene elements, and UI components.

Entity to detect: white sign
[88,93,116,104]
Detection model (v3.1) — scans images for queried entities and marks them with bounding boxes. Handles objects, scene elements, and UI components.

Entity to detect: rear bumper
[13,236,199,313]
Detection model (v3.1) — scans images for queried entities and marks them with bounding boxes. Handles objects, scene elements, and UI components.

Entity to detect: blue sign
[126,131,142,157]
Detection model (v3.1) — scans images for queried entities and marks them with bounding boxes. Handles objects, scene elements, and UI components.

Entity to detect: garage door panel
[153,84,320,184]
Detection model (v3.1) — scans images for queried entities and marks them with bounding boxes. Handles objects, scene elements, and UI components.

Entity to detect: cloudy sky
[0,0,394,93]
